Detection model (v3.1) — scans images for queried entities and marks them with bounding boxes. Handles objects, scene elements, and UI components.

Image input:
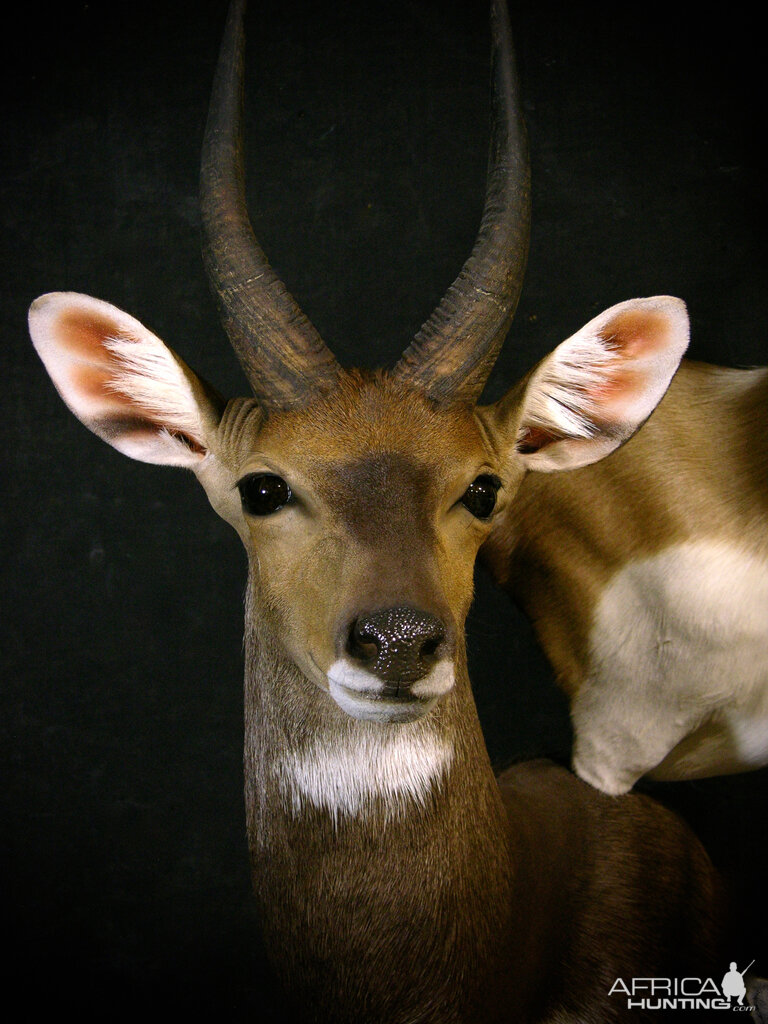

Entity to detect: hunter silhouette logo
[609,960,758,1012]
[722,962,754,1006]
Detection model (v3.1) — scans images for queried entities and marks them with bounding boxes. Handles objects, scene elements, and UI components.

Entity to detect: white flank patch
[574,539,768,793]
[274,724,454,823]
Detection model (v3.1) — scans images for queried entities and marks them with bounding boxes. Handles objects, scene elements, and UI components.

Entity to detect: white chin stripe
[326,658,455,722]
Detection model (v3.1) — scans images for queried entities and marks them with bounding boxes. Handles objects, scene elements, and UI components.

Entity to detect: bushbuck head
[28,0,688,739]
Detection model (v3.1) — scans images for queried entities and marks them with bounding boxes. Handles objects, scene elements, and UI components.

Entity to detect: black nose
[346,605,448,683]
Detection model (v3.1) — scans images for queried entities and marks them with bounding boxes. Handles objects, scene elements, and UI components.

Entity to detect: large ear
[485,296,689,472]
[29,292,222,468]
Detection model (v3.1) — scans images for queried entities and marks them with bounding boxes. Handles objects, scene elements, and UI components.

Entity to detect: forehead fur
[255,370,484,466]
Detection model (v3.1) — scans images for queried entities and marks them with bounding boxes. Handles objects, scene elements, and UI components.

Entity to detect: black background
[3,0,766,1018]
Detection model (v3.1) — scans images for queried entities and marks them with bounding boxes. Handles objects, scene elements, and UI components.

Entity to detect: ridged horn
[394,0,531,404]
[200,0,341,410]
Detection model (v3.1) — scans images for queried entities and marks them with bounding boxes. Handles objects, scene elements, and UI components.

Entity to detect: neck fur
[241,605,514,1022]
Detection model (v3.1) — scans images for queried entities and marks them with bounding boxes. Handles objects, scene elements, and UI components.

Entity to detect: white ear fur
[514,296,689,472]
[29,292,216,467]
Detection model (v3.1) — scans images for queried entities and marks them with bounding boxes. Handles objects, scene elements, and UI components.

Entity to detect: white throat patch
[273,723,454,823]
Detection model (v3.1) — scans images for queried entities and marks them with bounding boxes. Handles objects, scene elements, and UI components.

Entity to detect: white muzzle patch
[327,657,455,723]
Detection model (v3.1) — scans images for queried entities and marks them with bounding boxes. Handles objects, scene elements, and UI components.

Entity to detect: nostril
[420,634,443,661]
[347,619,380,664]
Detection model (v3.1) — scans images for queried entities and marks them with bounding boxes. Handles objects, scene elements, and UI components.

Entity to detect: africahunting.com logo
[609,960,758,1013]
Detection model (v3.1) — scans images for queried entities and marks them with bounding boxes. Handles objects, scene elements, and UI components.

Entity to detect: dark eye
[460,474,501,520]
[238,473,292,516]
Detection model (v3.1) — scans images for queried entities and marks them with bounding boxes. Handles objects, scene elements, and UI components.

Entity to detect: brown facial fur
[209,370,499,677]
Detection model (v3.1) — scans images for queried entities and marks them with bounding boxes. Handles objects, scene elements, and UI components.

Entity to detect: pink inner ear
[514,297,687,469]
[57,308,124,360]
[516,424,564,454]
[71,362,120,403]
[589,309,674,420]
[55,308,132,404]
[51,306,205,454]
[30,292,211,466]
[600,308,669,358]
[588,367,643,408]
